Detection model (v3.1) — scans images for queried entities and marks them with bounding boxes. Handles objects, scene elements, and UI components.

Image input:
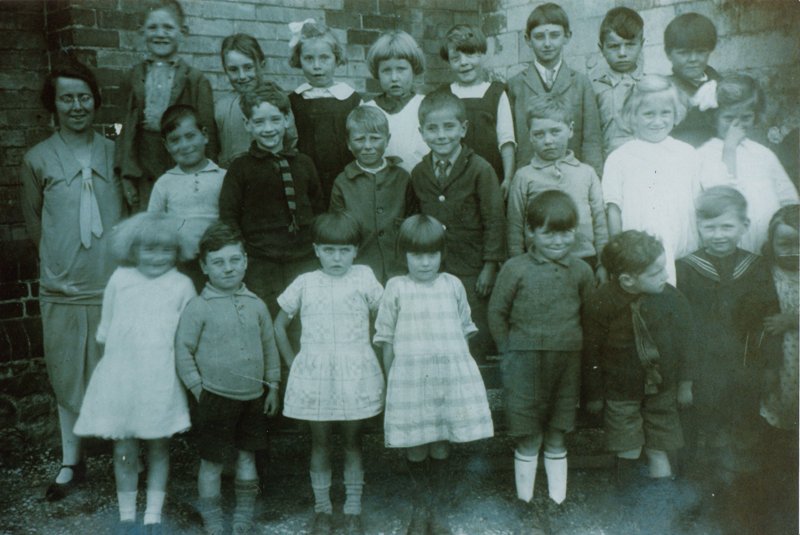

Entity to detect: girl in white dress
[604,75,701,284]
[696,74,798,253]
[274,211,384,535]
[374,214,493,534]
[74,212,195,534]
[364,30,429,174]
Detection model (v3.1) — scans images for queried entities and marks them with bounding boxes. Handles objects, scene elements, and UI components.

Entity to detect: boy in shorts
[176,222,281,535]
[583,231,695,490]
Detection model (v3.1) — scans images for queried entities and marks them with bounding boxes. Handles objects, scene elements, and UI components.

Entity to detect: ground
[0,427,795,535]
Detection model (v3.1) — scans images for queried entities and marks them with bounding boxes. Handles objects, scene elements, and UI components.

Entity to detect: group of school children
[20,0,799,534]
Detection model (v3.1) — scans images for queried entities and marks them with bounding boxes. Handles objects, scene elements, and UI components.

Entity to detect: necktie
[277,157,299,233]
[545,68,555,90]
[435,160,450,183]
[630,299,663,395]
[79,166,103,248]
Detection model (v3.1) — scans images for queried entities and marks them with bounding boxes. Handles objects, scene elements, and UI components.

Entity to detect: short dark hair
[144,0,186,28]
[439,24,488,61]
[695,186,748,222]
[198,221,245,262]
[288,20,346,69]
[664,12,717,53]
[525,190,578,232]
[312,211,362,246]
[240,80,290,118]
[418,89,466,124]
[599,7,643,44]
[160,104,201,138]
[525,3,571,39]
[397,214,446,257]
[602,230,664,278]
[41,60,102,113]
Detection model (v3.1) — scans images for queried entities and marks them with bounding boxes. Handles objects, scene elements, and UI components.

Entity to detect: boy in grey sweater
[176,221,280,535]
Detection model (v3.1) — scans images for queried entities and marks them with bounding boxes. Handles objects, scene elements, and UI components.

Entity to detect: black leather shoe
[44,461,86,501]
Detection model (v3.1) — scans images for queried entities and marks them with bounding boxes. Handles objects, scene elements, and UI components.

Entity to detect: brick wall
[479,0,800,136]
[0,0,797,447]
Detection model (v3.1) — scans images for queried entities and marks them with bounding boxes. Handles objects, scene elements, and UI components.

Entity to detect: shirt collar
[294,81,356,101]
[591,59,644,86]
[344,156,401,179]
[528,249,572,268]
[534,59,562,81]
[164,159,222,175]
[53,131,110,185]
[433,146,462,170]
[529,150,580,170]
[200,282,258,300]
[248,140,297,159]
[145,55,180,67]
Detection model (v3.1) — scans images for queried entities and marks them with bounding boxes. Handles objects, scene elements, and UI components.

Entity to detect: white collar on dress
[294,81,356,101]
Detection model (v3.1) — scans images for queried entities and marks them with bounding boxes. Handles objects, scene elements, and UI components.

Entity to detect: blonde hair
[367,30,425,78]
[620,74,685,134]
[288,21,346,68]
[110,212,186,266]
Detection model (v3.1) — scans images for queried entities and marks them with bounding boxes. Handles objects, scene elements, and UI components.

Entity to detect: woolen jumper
[488,251,594,354]
[175,283,280,401]
[218,142,324,262]
[583,282,697,402]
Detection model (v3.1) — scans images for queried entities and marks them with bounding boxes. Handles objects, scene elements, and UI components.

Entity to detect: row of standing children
[21,0,799,534]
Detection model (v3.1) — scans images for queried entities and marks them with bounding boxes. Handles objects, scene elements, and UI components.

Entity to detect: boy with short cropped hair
[411,89,505,360]
[148,104,226,291]
[506,95,608,276]
[508,2,603,174]
[588,7,645,157]
[676,187,769,480]
[218,81,325,316]
[664,12,720,147]
[330,106,418,283]
[584,231,696,489]
[175,221,281,535]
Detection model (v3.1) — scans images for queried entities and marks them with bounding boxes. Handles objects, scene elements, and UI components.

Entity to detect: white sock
[117,490,137,522]
[645,448,672,478]
[514,450,538,503]
[310,470,333,514]
[544,450,568,504]
[143,489,166,525]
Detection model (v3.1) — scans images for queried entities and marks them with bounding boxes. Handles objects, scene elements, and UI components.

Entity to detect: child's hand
[595,265,608,285]
[476,262,498,297]
[121,178,139,207]
[190,385,203,403]
[500,179,511,200]
[586,400,603,414]
[723,121,747,149]
[764,313,798,335]
[264,387,280,416]
[677,381,693,409]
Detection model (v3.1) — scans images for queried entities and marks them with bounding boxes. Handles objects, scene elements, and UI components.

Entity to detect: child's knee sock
[543,450,568,504]
[197,496,223,533]
[233,478,260,526]
[343,466,365,515]
[406,459,431,508]
[514,450,538,503]
[645,448,672,478]
[143,490,166,525]
[429,457,451,507]
[310,470,333,514]
[117,490,138,522]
